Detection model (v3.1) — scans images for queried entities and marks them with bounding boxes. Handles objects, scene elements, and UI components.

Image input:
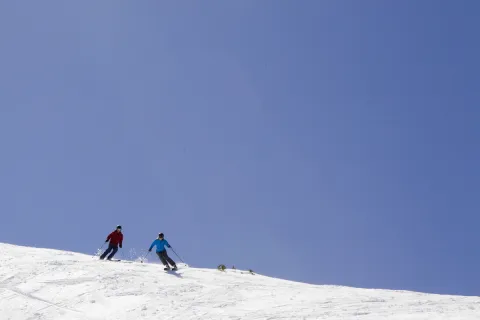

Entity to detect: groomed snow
[0,243,479,320]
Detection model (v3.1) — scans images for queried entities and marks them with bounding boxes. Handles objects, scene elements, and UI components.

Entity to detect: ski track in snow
[0,243,479,319]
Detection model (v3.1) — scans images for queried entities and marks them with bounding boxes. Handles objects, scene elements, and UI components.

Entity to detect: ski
[101,259,133,263]
[164,268,178,271]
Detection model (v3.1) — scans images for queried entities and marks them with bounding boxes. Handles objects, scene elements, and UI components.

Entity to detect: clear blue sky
[1,1,479,296]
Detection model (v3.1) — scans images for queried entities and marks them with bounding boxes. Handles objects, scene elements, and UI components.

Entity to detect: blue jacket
[149,239,171,252]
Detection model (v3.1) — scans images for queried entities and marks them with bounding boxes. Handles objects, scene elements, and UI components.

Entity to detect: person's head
[116,225,122,232]
[158,233,164,239]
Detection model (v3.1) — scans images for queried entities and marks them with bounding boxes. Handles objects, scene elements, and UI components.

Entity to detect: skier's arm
[165,240,171,248]
[119,234,123,248]
[106,232,113,242]
[148,240,156,252]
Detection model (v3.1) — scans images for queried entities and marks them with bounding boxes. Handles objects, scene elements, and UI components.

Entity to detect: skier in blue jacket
[149,233,177,271]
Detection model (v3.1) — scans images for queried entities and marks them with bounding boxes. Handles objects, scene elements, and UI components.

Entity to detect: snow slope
[0,243,479,320]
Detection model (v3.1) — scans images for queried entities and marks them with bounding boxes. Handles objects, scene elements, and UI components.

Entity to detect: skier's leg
[100,245,113,260]
[156,251,168,266]
[157,251,169,267]
[107,246,118,260]
[164,252,176,268]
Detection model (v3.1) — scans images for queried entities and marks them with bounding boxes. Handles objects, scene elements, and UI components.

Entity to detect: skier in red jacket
[100,225,123,260]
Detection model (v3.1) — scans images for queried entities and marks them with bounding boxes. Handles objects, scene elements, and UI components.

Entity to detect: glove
[105,240,109,243]
[119,245,122,248]
[148,249,152,252]
[167,245,171,248]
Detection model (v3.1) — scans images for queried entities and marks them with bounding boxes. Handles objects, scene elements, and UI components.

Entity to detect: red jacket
[106,231,123,247]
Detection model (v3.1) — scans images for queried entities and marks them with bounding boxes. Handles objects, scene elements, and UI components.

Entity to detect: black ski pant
[100,244,118,260]
[156,250,176,267]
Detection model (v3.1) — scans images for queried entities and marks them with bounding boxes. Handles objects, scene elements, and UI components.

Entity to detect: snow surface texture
[0,243,479,320]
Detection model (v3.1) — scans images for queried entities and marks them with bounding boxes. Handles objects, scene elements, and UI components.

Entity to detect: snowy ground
[0,243,479,320]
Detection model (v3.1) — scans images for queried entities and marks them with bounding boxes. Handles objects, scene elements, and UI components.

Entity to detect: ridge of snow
[0,243,479,320]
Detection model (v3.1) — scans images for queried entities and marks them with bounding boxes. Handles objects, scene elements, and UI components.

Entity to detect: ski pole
[141,251,150,263]
[170,247,185,264]
[93,242,107,258]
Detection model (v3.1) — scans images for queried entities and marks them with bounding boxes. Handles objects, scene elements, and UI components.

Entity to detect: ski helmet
[116,225,122,230]
[158,233,164,238]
